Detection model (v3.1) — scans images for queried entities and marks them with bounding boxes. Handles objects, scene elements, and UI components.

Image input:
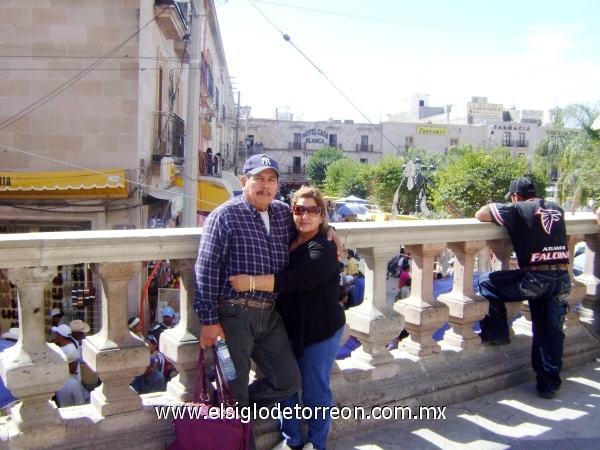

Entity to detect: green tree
[305,147,345,188]
[323,158,368,198]
[431,147,546,218]
[534,102,600,211]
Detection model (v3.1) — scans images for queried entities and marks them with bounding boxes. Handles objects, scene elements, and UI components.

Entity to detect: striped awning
[0,169,128,199]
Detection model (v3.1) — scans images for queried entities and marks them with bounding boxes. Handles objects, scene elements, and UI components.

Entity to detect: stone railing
[0,214,598,449]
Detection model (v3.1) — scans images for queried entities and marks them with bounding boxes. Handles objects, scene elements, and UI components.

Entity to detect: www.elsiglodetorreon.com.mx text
[155,403,446,423]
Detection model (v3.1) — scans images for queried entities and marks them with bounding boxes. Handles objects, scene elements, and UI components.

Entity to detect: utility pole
[233,90,240,175]
[182,0,202,228]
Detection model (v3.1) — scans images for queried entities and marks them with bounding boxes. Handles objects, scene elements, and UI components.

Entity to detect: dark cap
[505,177,536,201]
[243,154,281,178]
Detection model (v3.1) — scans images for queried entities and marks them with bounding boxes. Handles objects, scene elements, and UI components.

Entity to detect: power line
[0,143,222,208]
[253,0,600,36]
[0,6,173,132]
[246,0,404,155]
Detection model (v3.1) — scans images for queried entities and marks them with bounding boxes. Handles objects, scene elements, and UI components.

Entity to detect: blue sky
[215,0,600,123]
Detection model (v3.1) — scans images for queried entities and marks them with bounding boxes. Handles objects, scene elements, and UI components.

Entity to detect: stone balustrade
[0,215,598,449]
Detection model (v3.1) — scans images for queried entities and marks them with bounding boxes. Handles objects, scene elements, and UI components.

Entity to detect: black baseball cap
[243,154,281,178]
[505,177,536,201]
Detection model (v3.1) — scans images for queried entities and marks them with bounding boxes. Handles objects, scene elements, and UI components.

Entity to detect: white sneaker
[271,440,292,450]
[302,444,315,450]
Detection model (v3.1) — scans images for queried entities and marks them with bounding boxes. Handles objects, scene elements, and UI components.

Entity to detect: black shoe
[538,389,556,399]
[480,336,511,346]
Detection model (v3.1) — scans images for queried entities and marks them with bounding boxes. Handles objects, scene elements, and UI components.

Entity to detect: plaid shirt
[194,195,294,325]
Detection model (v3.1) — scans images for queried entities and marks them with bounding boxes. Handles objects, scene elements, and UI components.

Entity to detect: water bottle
[215,337,237,381]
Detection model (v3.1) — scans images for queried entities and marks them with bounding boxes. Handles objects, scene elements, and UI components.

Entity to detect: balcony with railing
[356,144,373,152]
[289,142,306,151]
[154,0,189,40]
[0,214,598,448]
[152,112,185,163]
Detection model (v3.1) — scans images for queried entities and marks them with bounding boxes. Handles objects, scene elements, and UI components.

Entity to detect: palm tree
[534,102,600,211]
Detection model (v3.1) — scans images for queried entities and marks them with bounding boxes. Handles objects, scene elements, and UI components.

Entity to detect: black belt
[219,298,275,310]
[523,264,568,271]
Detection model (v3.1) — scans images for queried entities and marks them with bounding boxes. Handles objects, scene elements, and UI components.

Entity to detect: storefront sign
[519,109,544,121]
[302,128,329,144]
[492,124,531,131]
[417,127,447,135]
[467,102,503,118]
[0,177,10,186]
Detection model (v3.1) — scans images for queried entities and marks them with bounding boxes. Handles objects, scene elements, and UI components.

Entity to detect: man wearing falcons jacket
[475,177,571,400]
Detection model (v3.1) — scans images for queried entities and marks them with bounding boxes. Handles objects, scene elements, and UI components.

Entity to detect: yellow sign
[417,127,447,135]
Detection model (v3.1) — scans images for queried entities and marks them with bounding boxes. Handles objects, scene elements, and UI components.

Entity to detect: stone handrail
[0,213,598,449]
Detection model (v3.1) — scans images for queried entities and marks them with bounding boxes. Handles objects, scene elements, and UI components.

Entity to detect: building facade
[240,95,563,188]
[0,0,236,332]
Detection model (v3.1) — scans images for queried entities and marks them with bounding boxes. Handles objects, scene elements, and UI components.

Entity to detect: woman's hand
[229,274,250,292]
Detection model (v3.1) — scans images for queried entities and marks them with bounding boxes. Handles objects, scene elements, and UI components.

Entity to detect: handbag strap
[194,347,210,404]
[193,346,237,406]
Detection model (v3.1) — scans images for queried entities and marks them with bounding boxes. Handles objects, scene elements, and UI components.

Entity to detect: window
[359,135,369,152]
[329,134,337,148]
[292,156,302,173]
[450,138,459,146]
[293,133,302,150]
[360,159,368,164]
[405,136,413,150]
[518,133,525,147]
[503,132,511,146]
[215,87,219,116]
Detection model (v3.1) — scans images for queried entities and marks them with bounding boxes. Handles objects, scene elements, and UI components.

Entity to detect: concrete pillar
[159,258,201,402]
[83,262,149,416]
[565,235,586,328]
[346,247,401,366]
[438,241,489,348]
[0,267,68,437]
[394,243,448,356]
[486,239,523,337]
[577,234,600,300]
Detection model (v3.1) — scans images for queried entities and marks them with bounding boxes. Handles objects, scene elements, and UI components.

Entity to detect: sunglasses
[293,205,322,217]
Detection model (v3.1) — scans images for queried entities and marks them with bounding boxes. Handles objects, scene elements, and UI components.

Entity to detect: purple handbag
[168,347,251,450]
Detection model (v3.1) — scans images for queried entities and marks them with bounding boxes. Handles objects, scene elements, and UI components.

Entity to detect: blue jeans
[478,269,571,392]
[280,326,344,450]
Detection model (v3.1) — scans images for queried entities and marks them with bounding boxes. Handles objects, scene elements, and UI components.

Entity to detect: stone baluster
[438,241,489,348]
[394,243,448,356]
[83,262,149,416]
[486,240,523,337]
[159,258,200,402]
[346,247,401,367]
[574,235,600,325]
[0,267,68,441]
[564,235,586,329]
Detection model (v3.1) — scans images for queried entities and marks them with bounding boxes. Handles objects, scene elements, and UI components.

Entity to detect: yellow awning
[174,176,232,212]
[0,169,128,199]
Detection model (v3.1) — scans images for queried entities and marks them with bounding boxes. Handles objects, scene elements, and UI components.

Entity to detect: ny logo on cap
[261,156,272,166]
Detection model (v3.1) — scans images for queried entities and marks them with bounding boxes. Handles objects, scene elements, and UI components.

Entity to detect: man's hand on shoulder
[325,226,343,261]
[200,323,225,348]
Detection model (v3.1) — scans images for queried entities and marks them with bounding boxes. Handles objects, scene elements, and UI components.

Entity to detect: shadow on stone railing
[0,214,598,449]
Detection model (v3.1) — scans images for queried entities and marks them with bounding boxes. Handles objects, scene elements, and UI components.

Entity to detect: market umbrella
[335,195,369,205]
[337,203,369,215]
